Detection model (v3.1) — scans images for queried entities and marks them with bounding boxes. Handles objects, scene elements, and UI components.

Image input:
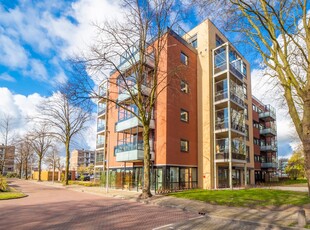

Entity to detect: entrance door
[218,167,229,188]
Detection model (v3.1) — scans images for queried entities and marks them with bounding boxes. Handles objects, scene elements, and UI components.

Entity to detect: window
[254,138,260,146]
[243,84,247,99]
[180,52,188,65]
[180,80,189,93]
[180,139,189,152]
[254,155,260,162]
[180,109,189,122]
[245,103,248,120]
[242,62,247,76]
[189,34,197,48]
[253,121,260,129]
[216,35,224,47]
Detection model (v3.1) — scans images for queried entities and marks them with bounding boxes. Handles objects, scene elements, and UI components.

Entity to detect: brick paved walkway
[0,179,197,230]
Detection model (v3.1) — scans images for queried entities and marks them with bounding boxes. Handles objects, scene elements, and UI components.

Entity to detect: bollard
[298,209,306,228]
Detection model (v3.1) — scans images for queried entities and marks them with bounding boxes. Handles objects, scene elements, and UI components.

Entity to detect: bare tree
[36,91,91,185]
[71,0,189,198]
[44,145,61,183]
[29,126,52,181]
[17,137,33,180]
[0,113,15,175]
[197,0,310,194]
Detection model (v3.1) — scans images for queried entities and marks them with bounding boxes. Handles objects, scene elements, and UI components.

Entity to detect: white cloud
[23,59,48,82]
[0,73,16,82]
[0,34,28,69]
[0,87,95,150]
[52,71,68,86]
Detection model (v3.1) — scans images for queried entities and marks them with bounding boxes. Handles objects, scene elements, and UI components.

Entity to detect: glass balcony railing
[98,107,106,116]
[96,141,105,149]
[214,47,227,74]
[260,143,277,151]
[114,140,144,154]
[215,118,229,130]
[230,91,245,107]
[231,121,246,133]
[229,60,244,81]
[261,162,278,168]
[259,104,276,120]
[260,127,276,136]
[215,89,228,102]
[215,138,246,161]
[213,45,246,81]
[97,125,105,132]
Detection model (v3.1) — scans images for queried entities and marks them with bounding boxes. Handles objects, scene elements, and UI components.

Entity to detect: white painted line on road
[188,216,204,221]
[152,223,174,230]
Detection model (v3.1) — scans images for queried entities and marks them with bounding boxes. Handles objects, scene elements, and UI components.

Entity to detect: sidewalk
[29,180,309,229]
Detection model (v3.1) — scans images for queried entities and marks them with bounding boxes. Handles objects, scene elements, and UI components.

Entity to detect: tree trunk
[19,163,22,179]
[25,159,28,180]
[38,156,42,181]
[303,92,310,196]
[140,125,152,199]
[65,140,70,185]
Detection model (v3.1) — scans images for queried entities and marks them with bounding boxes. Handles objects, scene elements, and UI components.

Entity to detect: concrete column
[244,164,247,186]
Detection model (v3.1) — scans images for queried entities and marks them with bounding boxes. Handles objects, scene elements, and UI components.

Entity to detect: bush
[6,172,18,178]
[0,175,8,192]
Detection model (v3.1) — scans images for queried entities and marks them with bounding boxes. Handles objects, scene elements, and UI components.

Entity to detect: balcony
[213,45,246,82]
[96,142,105,149]
[115,140,154,162]
[112,51,155,75]
[117,76,152,103]
[260,127,276,136]
[261,162,278,168]
[259,105,276,121]
[98,107,106,117]
[215,138,246,161]
[260,144,277,152]
[116,116,155,133]
[97,125,105,133]
[230,91,245,108]
[229,61,244,81]
[231,121,246,134]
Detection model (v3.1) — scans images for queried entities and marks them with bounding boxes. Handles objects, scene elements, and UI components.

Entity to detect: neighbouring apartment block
[70,149,95,171]
[0,145,15,175]
[94,19,278,191]
[252,97,278,182]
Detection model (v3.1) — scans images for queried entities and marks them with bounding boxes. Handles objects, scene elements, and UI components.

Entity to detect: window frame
[180,52,188,65]
[180,139,189,152]
[180,80,189,93]
[180,109,189,123]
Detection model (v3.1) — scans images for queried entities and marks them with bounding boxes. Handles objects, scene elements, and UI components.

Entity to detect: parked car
[77,174,90,181]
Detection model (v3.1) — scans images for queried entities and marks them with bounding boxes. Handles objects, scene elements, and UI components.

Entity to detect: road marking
[152,223,174,230]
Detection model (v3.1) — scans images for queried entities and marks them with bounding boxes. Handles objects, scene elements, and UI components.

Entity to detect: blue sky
[0,0,299,157]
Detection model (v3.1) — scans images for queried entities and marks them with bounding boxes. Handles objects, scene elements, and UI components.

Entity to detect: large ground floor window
[95,165,198,193]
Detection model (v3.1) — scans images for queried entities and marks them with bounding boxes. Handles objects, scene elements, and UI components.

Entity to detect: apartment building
[70,149,95,171]
[0,145,15,175]
[252,97,278,182]
[95,19,276,191]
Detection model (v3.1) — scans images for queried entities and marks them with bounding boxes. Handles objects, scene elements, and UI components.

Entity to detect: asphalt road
[1,180,301,230]
[0,179,197,230]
